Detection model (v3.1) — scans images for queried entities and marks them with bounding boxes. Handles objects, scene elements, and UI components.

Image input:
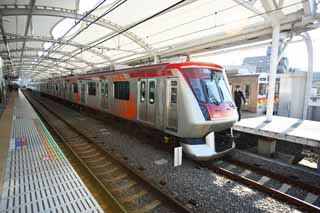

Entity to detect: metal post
[301,33,313,120]
[153,55,159,64]
[266,23,280,121]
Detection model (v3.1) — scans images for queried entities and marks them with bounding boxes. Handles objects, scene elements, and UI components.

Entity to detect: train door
[166,78,178,131]
[100,80,108,109]
[138,79,156,124]
[80,82,86,105]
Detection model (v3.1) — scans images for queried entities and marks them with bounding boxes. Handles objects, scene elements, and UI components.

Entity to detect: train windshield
[183,67,233,104]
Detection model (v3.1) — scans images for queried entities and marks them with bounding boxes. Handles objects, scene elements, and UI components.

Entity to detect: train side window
[56,84,58,91]
[100,82,105,95]
[114,81,129,100]
[275,82,280,95]
[105,83,108,97]
[245,85,250,99]
[140,81,146,102]
[88,82,96,96]
[258,83,266,96]
[149,81,155,104]
[171,87,177,104]
[73,83,78,93]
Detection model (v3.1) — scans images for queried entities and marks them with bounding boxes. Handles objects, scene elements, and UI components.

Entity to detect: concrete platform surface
[0,91,103,212]
[234,115,320,147]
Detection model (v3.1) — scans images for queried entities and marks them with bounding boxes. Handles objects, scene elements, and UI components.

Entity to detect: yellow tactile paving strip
[0,92,15,193]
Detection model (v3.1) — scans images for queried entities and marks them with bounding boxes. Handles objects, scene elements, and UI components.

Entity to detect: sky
[192,28,320,72]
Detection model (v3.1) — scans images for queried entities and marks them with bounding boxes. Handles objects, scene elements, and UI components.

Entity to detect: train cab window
[73,83,78,93]
[189,79,205,102]
[258,83,266,96]
[114,81,129,100]
[245,85,250,99]
[88,82,96,96]
[140,81,146,102]
[149,81,155,104]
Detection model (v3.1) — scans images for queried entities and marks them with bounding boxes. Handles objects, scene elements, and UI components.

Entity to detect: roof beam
[0,47,94,67]
[0,4,154,55]
[121,10,319,65]
[232,0,270,21]
[0,33,144,54]
[261,0,286,22]
[0,16,14,74]
[302,0,316,18]
[0,33,113,61]
[13,64,67,73]
[19,0,36,73]
[4,54,82,63]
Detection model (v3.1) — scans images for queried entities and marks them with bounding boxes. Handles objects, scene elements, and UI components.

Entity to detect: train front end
[175,62,238,160]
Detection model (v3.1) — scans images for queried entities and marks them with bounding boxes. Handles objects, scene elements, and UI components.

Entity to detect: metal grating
[0,93,103,213]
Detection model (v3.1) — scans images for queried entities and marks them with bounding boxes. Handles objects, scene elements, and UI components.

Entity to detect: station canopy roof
[0,0,319,79]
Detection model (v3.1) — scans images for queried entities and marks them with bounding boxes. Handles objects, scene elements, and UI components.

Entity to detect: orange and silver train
[29,62,238,160]
[227,73,280,114]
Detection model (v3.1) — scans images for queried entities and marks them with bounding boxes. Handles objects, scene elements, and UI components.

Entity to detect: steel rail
[203,161,320,212]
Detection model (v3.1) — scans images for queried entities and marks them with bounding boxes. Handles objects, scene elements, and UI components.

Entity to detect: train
[227,72,280,114]
[28,62,238,160]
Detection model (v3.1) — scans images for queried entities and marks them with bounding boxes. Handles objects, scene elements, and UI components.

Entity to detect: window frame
[88,81,97,96]
[148,80,156,104]
[140,81,146,102]
[114,81,130,100]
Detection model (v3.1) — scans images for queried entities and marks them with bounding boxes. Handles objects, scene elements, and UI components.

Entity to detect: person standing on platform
[234,85,246,121]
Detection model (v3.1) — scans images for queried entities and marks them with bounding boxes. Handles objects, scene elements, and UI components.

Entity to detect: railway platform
[0,91,103,212]
[233,115,320,171]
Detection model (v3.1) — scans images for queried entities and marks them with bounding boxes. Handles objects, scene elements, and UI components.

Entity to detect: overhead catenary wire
[32,0,128,77]
[102,0,309,61]
[37,0,309,76]
[33,0,108,71]
[63,0,189,63]
[120,0,308,49]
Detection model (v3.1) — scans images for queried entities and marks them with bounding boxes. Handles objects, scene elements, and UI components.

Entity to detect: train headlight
[199,104,210,121]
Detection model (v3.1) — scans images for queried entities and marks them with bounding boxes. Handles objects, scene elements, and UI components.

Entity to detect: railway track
[24,91,191,213]
[205,159,320,212]
[25,90,320,212]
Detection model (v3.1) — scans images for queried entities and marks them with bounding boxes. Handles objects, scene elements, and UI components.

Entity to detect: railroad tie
[304,193,318,204]
[112,181,137,193]
[78,148,98,155]
[95,167,119,176]
[103,173,127,182]
[278,184,291,193]
[79,152,101,159]
[239,169,251,177]
[257,176,270,185]
[86,156,106,164]
[90,161,112,169]
[130,200,162,213]
[120,190,147,203]
[225,164,236,171]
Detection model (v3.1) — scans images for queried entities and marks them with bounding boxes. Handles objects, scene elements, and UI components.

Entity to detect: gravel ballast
[37,95,301,212]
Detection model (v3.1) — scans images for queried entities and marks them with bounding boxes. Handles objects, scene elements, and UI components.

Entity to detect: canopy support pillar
[266,23,280,121]
[301,32,313,120]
